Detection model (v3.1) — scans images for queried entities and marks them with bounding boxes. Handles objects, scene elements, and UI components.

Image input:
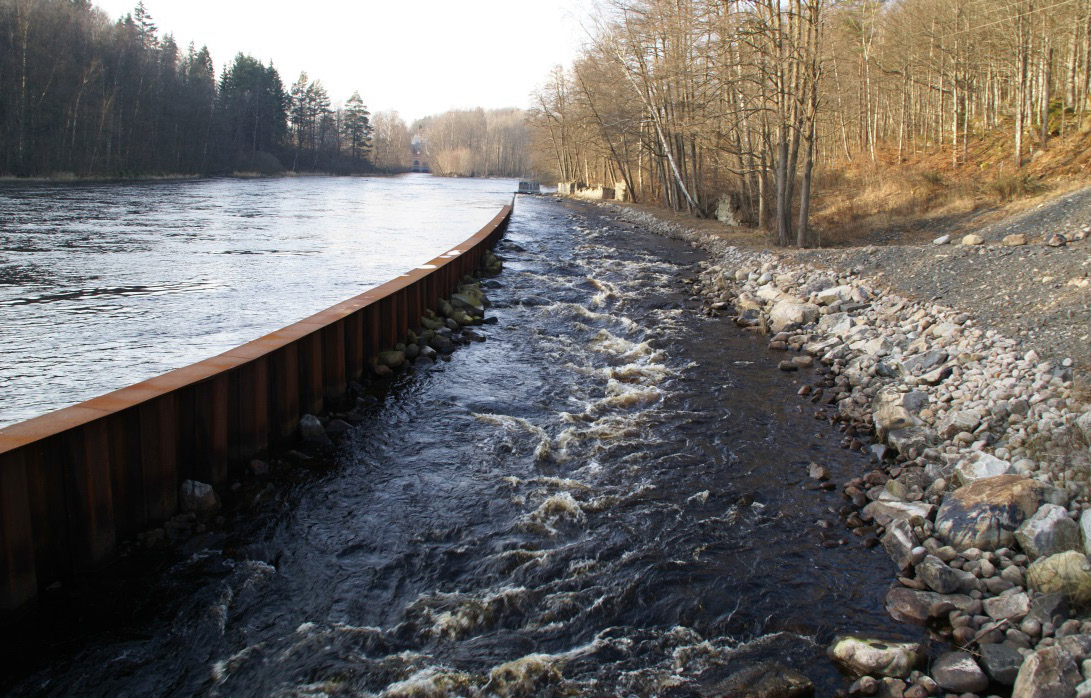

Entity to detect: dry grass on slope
[811,115,1091,247]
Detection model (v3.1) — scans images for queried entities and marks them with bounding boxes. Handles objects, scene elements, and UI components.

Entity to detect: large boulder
[827,635,925,678]
[979,643,1025,686]
[1013,635,1091,698]
[932,651,989,694]
[935,475,1059,551]
[1015,504,1082,560]
[769,299,820,333]
[953,453,1017,487]
[1026,551,1091,605]
[885,587,976,625]
[983,590,1031,622]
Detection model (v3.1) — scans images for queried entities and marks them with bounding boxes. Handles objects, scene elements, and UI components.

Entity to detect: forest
[0,0,383,176]
[0,0,537,179]
[415,108,533,178]
[528,0,1091,246]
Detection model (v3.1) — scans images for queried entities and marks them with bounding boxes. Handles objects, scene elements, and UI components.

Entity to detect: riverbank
[3,195,917,696]
[596,197,1091,696]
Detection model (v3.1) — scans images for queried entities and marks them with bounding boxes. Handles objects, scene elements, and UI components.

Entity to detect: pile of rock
[689,256,1091,695]
[605,204,1091,696]
[370,277,495,378]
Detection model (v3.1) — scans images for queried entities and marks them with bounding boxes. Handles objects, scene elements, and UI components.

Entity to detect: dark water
[0,175,517,427]
[4,195,919,696]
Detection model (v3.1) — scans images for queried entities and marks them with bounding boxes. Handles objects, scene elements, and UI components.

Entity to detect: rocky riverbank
[602,201,1091,697]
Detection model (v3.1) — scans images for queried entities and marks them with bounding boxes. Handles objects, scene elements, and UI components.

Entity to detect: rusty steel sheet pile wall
[0,204,513,615]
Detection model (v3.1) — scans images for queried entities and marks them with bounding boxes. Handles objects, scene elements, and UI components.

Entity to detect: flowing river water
[3,188,921,695]
[0,175,518,428]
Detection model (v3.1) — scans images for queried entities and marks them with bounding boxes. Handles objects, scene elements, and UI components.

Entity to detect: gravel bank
[595,197,1091,697]
[792,185,1091,374]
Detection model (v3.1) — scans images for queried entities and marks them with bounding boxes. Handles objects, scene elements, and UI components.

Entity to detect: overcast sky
[92,0,594,122]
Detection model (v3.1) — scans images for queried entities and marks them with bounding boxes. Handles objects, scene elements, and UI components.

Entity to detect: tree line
[0,0,379,176]
[529,0,1091,246]
[415,108,532,178]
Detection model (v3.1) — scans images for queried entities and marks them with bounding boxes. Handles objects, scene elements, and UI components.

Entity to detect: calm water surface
[0,174,517,427]
[5,196,918,696]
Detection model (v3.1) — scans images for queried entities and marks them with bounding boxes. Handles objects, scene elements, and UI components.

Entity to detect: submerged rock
[711,661,815,698]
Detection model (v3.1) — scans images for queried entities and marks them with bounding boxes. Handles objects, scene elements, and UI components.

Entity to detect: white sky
[92,0,595,123]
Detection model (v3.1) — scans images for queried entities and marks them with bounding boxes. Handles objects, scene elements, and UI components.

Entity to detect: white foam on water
[482,653,566,697]
[210,643,264,684]
[588,329,660,362]
[407,586,534,640]
[519,492,587,536]
[554,415,648,462]
[555,302,641,332]
[380,667,476,697]
[608,361,671,385]
[473,413,552,462]
[527,476,591,491]
[686,490,710,505]
[588,276,622,307]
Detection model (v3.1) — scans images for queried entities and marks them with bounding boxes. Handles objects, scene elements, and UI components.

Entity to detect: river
[0,174,517,428]
[2,190,919,696]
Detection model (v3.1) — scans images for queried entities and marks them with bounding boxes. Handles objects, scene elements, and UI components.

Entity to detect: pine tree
[342,91,372,160]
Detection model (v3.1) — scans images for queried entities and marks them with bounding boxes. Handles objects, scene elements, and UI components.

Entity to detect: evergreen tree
[342,91,372,161]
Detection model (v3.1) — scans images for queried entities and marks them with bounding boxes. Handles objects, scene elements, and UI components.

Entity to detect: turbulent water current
[3,194,921,696]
